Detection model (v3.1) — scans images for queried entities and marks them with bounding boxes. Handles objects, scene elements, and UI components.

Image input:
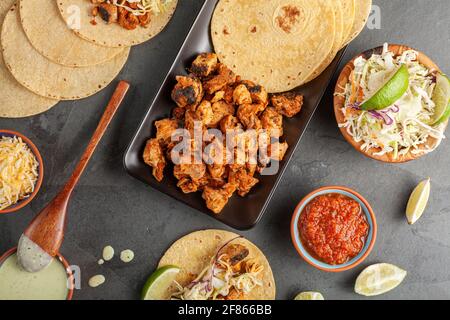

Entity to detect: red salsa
[298,193,369,265]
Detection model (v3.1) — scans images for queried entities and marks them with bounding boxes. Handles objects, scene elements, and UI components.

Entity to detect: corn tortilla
[57,0,178,48]
[305,0,343,83]
[342,0,372,46]
[0,0,58,118]
[211,0,336,93]
[1,5,130,100]
[158,229,276,300]
[340,0,355,48]
[19,0,123,67]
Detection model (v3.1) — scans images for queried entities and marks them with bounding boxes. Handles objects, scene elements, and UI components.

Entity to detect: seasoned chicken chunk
[174,163,206,181]
[233,84,252,105]
[202,183,236,214]
[203,64,237,94]
[260,107,283,137]
[194,100,214,126]
[241,80,269,105]
[171,76,203,109]
[97,3,118,24]
[237,104,264,130]
[229,168,259,197]
[220,244,250,266]
[118,7,139,30]
[191,53,218,78]
[177,177,199,194]
[269,141,289,161]
[143,139,166,182]
[271,92,304,118]
[209,101,235,127]
[219,115,240,134]
[155,118,178,145]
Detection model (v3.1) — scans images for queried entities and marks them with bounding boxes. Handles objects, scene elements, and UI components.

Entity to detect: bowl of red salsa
[290,186,377,272]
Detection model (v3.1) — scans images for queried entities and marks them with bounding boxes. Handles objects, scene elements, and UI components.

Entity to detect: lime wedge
[141,265,180,300]
[294,292,325,300]
[406,178,431,225]
[430,73,450,125]
[355,263,407,297]
[361,65,409,110]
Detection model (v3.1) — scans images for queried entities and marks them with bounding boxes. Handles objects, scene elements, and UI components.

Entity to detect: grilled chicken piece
[177,177,199,194]
[209,101,235,127]
[202,183,236,214]
[203,64,237,94]
[219,115,240,134]
[97,3,118,24]
[143,139,166,182]
[223,288,245,300]
[269,141,289,161]
[118,7,139,30]
[174,163,207,181]
[233,84,252,105]
[138,13,151,27]
[91,0,106,4]
[172,107,186,120]
[172,76,203,109]
[221,244,250,266]
[194,100,214,126]
[191,53,218,78]
[236,104,264,130]
[155,118,178,145]
[271,92,304,118]
[211,90,225,103]
[229,168,259,197]
[261,107,283,138]
[240,80,269,105]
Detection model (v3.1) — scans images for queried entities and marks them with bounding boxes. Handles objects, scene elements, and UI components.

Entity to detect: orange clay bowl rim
[0,247,74,300]
[0,130,44,214]
[290,186,377,273]
[333,44,446,163]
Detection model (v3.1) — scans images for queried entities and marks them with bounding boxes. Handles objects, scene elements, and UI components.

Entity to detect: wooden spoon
[17,81,130,273]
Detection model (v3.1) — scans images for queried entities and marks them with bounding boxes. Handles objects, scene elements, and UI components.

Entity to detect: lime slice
[355,263,407,297]
[361,65,409,110]
[406,178,431,225]
[141,265,180,300]
[294,292,325,300]
[430,73,450,125]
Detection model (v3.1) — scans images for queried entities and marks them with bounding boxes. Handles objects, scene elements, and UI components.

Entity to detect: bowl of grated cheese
[0,130,43,214]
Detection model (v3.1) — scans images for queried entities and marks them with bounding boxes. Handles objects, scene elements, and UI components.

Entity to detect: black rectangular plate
[124,0,346,230]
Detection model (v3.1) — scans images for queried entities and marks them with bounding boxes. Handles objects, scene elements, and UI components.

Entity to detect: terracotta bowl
[0,130,44,214]
[290,186,377,272]
[0,247,74,300]
[334,44,444,163]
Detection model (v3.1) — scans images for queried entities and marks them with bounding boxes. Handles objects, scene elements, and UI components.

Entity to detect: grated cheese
[0,136,39,211]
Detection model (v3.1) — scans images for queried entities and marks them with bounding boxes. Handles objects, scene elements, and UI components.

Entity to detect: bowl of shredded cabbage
[334,43,448,163]
[0,130,43,213]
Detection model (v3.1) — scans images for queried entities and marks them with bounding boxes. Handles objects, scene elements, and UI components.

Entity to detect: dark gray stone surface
[1,0,449,300]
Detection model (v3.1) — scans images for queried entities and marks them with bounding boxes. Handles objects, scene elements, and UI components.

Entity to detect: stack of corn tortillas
[211,0,372,93]
[0,0,177,118]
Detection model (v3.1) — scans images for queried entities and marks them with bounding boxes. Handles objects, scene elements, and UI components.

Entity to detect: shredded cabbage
[337,43,445,159]
[109,0,173,16]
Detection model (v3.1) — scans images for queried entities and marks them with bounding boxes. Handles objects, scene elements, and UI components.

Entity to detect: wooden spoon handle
[62,81,130,196]
[24,81,130,256]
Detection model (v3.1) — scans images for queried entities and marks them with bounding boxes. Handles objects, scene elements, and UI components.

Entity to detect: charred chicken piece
[269,141,289,161]
[229,168,259,197]
[202,183,236,214]
[138,13,151,27]
[174,163,207,181]
[117,6,139,30]
[155,118,178,146]
[240,80,269,105]
[171,76,204,109]
[97,3,118,24]
[236,104,264,130]
[233,84,252,105]
[143,139,166,182]
[191,53,218,78]
[209,101,235,127]
[220,244,250,266]
[260,107,283,137]
[194,100,214,126]
[203,64,237,94]
[271,92,304,118]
